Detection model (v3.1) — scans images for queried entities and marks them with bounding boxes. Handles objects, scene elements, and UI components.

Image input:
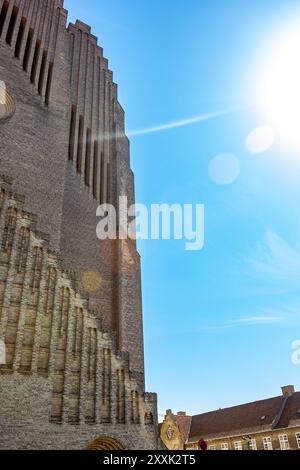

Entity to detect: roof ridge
[191,394,284,418]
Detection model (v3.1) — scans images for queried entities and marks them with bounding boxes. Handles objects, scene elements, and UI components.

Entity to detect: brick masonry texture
[0,0,158,450]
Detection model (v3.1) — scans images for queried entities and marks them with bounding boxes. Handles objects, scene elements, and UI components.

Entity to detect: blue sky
[65,0,300,417]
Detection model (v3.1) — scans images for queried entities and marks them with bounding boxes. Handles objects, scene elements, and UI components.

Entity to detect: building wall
[0,0,154,448]
[0,377,158,450]
[0,0,144,376]
[0,0,69,249]
[160,405,300,451]
[186,427,300,451]
[0,180,158,449]
[160,411,186,450]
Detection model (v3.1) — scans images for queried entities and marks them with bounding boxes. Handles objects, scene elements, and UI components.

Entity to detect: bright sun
[255,21,300,147]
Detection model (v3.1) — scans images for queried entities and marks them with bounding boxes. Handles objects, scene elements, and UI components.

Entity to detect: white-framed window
[295,433,300,449]
[248,439,257,450]
[221,443,229,450]
[263,436,273,450]
[279,434,290,450]
[208,445,216,450]
[234,441,242,450]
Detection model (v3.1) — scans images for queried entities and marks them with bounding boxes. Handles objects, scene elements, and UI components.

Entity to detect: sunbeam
[126,107,237,138]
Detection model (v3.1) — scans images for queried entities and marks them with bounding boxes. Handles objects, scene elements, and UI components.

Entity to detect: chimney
[281,385,295,397]
[177,411,186,416]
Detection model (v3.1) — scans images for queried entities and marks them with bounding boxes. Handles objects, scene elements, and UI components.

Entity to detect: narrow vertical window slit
[93,141,98,199]
[30,39,41,84]
[14,17,26,58]
[6,6,18,45]
[45,62,53,105]
[85,128,91,186]
[77,115,84,174]
[0,1,9,38]
[23,28,34,72]
[38,50,48,95]
[100,151,105,204]
[68,105,77,161]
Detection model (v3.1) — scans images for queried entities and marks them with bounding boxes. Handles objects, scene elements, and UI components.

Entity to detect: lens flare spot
[246,126,275,154]
[208,154,240,185]
[81,271,102,293]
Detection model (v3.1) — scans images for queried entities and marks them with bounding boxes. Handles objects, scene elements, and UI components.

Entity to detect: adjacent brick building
[160,386,300,450]
[0,0,158,450]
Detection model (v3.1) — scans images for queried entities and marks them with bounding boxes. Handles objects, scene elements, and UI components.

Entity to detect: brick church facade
[0,0,158,450]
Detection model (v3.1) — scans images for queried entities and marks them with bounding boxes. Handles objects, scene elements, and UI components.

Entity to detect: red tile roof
[188,392,300,442]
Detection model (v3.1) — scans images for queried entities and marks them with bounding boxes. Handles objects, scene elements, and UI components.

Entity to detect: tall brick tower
[0,0,158,450]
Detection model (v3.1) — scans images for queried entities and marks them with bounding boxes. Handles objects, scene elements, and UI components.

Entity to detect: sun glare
[255,21,300,147]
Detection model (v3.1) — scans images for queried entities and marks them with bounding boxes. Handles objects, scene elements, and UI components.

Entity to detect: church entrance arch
[86,437,125,450]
